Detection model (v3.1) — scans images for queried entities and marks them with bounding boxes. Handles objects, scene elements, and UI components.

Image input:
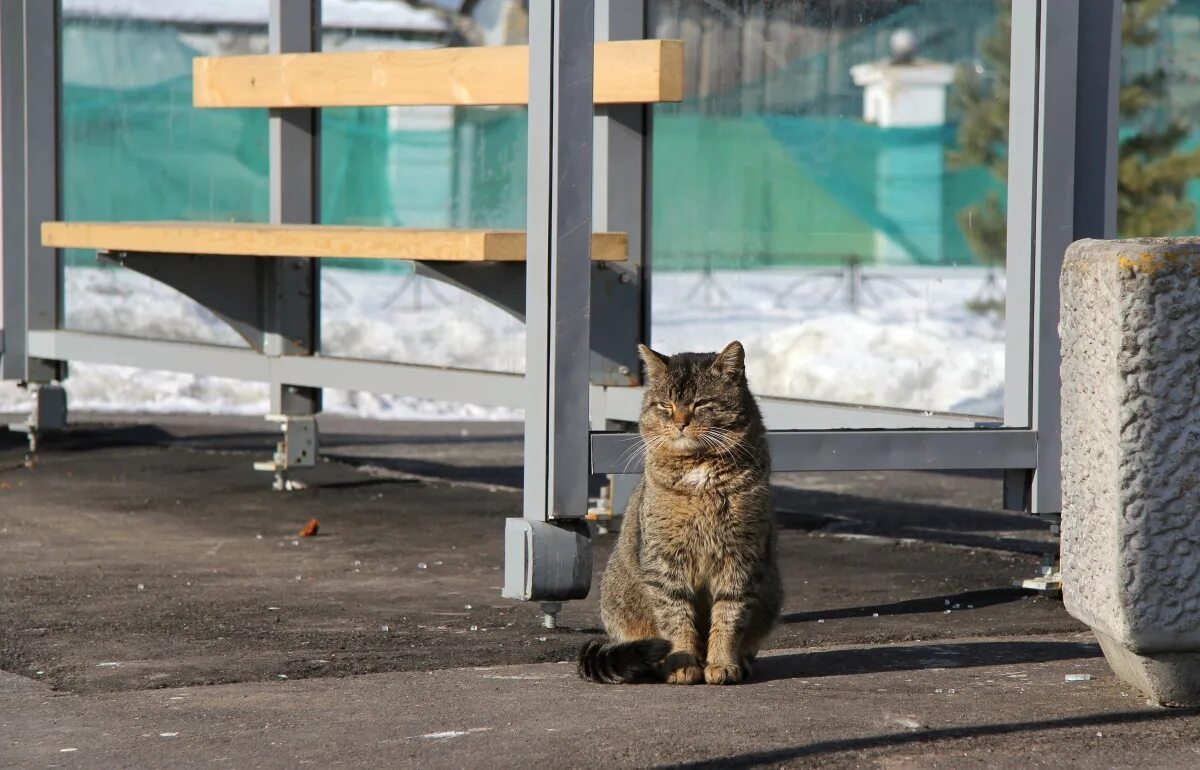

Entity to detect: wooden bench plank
[42,222,627,262]
[193,40,684,108]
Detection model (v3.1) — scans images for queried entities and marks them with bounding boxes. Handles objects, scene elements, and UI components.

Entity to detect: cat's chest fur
[680,463,718,490]
[650,463,737,518]
[642,466,753,546]
[639,475,757,589]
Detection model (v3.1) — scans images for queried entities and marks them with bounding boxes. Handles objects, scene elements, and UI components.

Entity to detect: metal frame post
[267,0,320,413]
[504,1,596,605]
[1003,0,1119,514]
[21,0,62,385]
[594,0,650,522]
[0,1,26,382]
[1027,0,1079,516]
[1002,0,1040,435]
[590,0,649,387]
[0,0,65,381]
[1,1,67,447]
[0,1,26,381]
[260,0,320,488]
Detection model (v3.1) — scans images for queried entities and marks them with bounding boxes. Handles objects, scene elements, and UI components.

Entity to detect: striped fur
[577,638,672,683]
[579,341,782,686]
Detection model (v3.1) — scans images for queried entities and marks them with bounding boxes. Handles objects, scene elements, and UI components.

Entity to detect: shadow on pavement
[781,587,1033,624]
[774,485,1054,556]
[657,708,1200,769]
[2,421,1054,557]
[754,639,1101,682]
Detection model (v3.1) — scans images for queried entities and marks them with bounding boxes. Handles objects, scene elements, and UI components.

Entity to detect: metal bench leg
[254,0,322,491]
[253,413,317,491]
[502,1,595,612]
[8,382,66,453]
[3,3,67,455]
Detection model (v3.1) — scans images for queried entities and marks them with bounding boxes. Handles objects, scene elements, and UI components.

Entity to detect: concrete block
[1061,237,1200,706]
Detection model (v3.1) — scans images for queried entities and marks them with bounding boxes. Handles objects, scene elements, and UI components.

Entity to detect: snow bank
[649,268,1005,416]
[0,265,1005,421]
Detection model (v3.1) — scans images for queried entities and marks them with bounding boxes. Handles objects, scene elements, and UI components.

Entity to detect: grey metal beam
[25,330,527,408]
[103,252,268,351]
[414,262,526,321]
[523,0,595,522]
[28,328,997,434]
[1016,0,1117,514]
[1002,0,1038,430]
[590,0,647,387]
[592,384,1002,430]
[1028,0,1080,514]
[267,0,320,415]
[22,0,62,383]
[0,1,27,381]
[275,356,525,408]
[504,0,597,608]
[591,429,1039,474]
[1003,0,1116,514]
[27,331,270,381]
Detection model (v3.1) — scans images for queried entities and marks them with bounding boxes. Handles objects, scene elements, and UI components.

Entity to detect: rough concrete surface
[1061,237,1200,705]
[1,413,1198,767]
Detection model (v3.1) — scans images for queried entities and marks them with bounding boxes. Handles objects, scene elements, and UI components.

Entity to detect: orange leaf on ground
[298,519,319,537]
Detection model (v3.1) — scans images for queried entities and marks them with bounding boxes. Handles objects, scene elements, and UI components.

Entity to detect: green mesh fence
[59,14,1004,274]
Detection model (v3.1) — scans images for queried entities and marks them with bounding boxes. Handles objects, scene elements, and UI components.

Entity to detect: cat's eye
[694,399,715,411]
[655,402,673,413]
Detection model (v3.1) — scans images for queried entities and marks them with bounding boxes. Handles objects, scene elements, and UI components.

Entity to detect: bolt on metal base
[9,383,68,458]
[1016,552,1063,595]
[253,415,316,491]
[540,602,562,629]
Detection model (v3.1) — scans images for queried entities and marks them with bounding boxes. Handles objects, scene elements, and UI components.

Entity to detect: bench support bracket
[8,382,67,453]
[502,518,592,603]
[100,252,271,352]
[252,414,318,491]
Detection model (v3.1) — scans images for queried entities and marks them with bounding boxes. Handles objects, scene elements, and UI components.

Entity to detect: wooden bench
[37,34,680,492]
[194,40,683,108]
[41,222,628,263]
[43,40,682,263]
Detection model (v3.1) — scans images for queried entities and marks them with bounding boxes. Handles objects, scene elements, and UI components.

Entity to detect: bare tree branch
[390,0,485,46]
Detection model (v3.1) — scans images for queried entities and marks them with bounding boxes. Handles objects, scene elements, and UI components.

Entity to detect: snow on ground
[0,265,1005,421]
[650,267,1006,417]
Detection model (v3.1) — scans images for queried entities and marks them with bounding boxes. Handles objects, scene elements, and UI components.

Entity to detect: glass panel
[1116,0,1200,238]
[318,11,528,384]
[51,3,529,419]
[649,0,1008,421]
[60,2,270,348]
[51,2,272,415]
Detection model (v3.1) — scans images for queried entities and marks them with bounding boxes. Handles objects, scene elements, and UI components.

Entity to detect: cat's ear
[712,340,745,378]
[638,344,670,381]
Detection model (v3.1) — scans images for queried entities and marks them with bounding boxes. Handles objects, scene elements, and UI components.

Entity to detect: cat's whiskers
[625,431,675,471]
[702,427,759,467]
[705,434,740,467]
[621,439,655,472]
[613,433,648,472]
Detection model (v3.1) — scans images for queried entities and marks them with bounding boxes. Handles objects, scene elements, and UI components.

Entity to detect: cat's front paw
[666,664,703,684]
[663,651,703,685]
[704,662,745,685]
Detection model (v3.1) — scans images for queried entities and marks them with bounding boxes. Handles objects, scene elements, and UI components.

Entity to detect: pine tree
[1119,0,1200,235]
[947,0,1010,266]
[949,0,1200,264]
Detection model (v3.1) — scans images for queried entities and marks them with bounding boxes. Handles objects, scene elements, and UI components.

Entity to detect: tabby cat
[578,341,781,685]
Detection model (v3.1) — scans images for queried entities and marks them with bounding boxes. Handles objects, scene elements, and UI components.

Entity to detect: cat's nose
[672,408,691,430]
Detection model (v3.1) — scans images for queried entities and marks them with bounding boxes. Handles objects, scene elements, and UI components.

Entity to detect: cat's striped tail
[577,638,671,684]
